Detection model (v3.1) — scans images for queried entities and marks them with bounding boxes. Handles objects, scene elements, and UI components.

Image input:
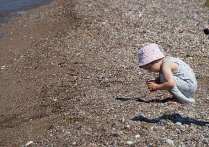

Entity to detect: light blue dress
[160,56,197,104]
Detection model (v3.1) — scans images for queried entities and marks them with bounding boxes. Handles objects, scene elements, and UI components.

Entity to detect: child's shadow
[115,97,172,103]
[131,113,209,127]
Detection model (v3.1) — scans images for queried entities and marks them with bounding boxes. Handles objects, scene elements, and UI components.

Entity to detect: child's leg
[170,85,195,104]
[160,75,196,104]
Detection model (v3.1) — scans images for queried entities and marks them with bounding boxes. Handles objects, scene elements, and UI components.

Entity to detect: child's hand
[146,81,158,92]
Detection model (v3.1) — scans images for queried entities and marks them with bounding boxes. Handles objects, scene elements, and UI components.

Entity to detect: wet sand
[0,0,78,145]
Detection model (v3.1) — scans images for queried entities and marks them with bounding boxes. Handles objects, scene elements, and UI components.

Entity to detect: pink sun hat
[138,43,165,66]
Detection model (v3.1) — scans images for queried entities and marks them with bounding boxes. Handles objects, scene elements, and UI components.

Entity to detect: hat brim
[139,53,165,67]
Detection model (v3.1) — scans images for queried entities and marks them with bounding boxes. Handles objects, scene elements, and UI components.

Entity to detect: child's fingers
[147,82,153,91]
[146,80,157,92]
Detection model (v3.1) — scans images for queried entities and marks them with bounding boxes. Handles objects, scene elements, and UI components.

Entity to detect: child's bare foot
[166,97,181,105]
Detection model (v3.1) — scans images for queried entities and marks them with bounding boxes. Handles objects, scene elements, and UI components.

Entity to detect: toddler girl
[138,43,197,104]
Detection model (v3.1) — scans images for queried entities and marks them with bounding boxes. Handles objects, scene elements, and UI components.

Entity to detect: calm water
[0,0,55,24]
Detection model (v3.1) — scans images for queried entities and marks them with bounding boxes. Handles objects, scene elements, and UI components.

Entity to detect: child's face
[142,61,161,72]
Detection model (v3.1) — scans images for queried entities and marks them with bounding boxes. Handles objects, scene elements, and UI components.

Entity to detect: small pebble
[122,117,125,123]
[166,139,174,145]
[0,65,5,70]
[126,141,134,145]
[175,122,182,126]
[125,124,130,129]
[113,131,123,137]
[135,134,140,138]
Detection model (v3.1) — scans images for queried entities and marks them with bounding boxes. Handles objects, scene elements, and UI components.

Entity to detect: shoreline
[0,0,56,25]
[0,0,73,66]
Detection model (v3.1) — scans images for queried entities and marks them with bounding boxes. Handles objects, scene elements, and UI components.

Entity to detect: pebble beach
[0,0,209,146]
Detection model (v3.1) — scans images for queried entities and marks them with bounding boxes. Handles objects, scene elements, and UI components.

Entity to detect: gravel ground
[0,0,209,146]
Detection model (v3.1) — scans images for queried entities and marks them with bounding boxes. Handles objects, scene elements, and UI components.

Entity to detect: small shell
[24,141,33,147]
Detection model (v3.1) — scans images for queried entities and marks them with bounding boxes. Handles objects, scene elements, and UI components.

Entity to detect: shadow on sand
[115,98,209,127]
[131,113,208,127]
[115,97,173,103]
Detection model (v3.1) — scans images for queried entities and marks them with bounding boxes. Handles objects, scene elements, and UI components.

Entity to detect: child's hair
[138,43,165,67]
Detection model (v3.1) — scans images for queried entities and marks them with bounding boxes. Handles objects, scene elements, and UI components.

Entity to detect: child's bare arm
[157,62,178,90]
[149,62,178,91]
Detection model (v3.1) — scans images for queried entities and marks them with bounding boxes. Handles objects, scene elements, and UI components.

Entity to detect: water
[0,0,55,24]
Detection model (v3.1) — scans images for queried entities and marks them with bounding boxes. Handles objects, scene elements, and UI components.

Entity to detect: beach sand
[0,0,209,146]
[0,0,79,145]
